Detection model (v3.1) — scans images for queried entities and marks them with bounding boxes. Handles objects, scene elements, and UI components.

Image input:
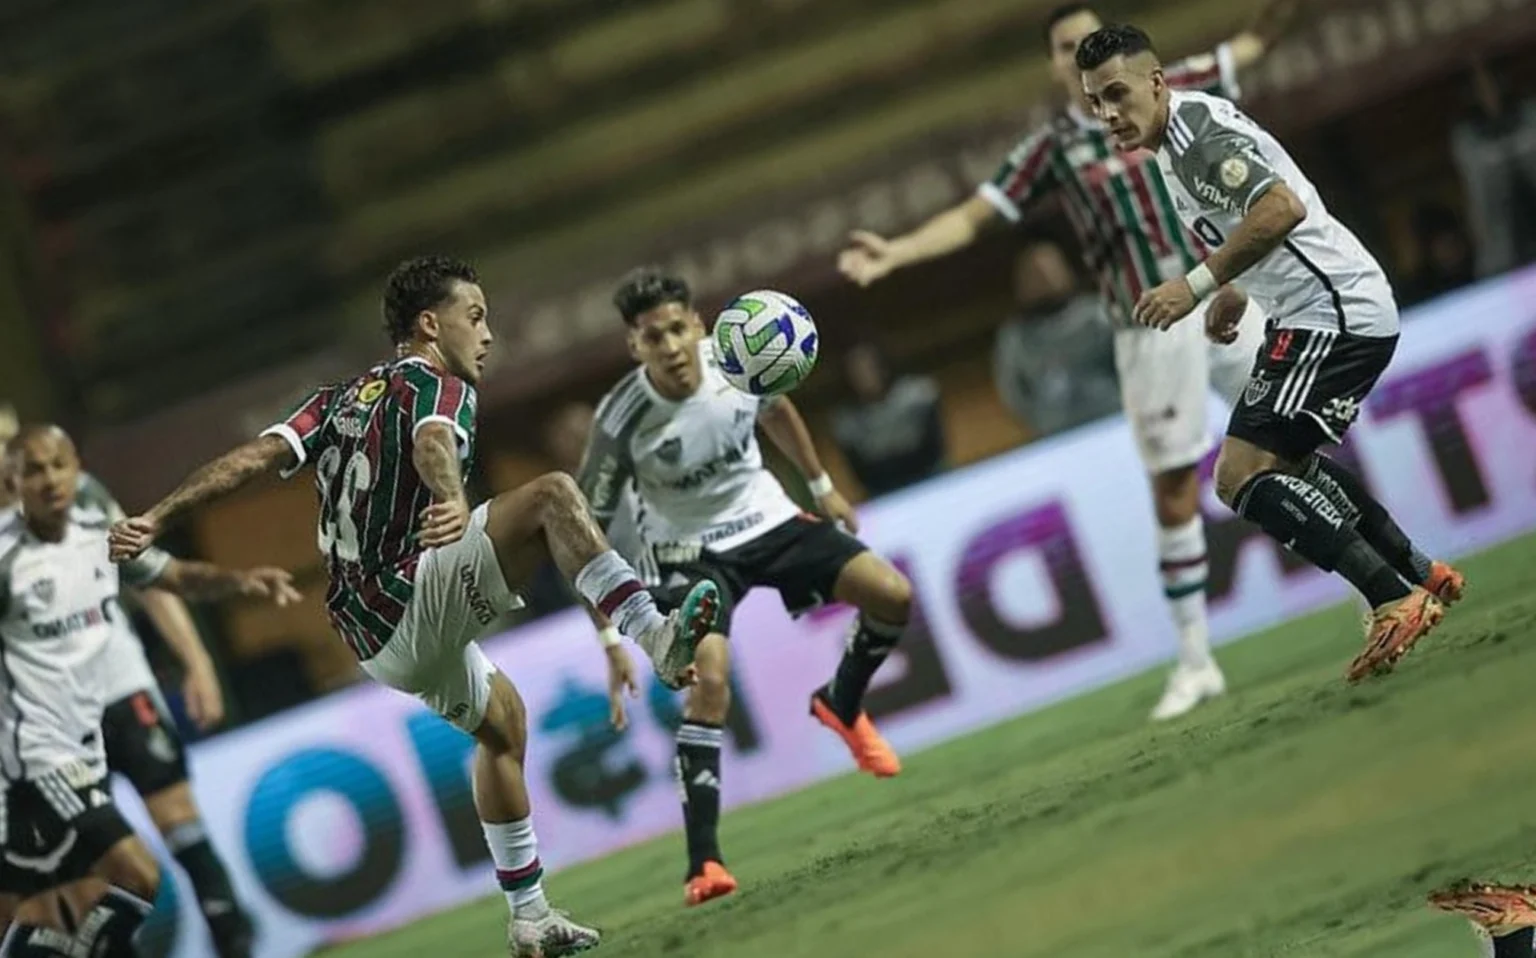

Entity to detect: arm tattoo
[148,435,290,526]
[413,423,465,502]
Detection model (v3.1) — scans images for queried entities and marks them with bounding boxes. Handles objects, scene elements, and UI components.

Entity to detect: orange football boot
[684,861,738,907]
[1346,588,1445,683]
[1429,881,1536,936]
[1424,561,1466,606]
[809,688,901,778]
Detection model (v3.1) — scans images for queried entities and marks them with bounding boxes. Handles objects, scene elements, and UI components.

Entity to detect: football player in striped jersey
[839,2,1303,721]
[109,256,722,957]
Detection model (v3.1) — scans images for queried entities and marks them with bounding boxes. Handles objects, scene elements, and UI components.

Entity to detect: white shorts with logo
[1114,294,1265,474]
[360,504,524,734]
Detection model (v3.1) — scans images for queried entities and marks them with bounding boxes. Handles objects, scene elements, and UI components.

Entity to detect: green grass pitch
[327,533,1536,958]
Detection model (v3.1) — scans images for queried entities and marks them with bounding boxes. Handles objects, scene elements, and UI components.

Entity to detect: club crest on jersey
[1244,377,1272,407]
[1220,157,1251,189]
[657,438,683,465]
[357,379,387,405]
[31,578,54,605]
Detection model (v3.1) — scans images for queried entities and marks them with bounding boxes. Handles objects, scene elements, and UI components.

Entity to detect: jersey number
[316,448,373,562]
[1193,217,1226,248]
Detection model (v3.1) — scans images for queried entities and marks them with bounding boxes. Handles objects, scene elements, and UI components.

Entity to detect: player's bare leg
[485,473,718,687]
[144,783,253,958]
[2,841,159,956]
[1147,463,1226,721]
[676,634,738,907]
[1214,436,1445,681]
[809,552,908,778]
[473,671,598,958]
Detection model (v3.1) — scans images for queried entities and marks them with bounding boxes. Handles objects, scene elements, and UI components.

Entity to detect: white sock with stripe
[1159,516,1213,669]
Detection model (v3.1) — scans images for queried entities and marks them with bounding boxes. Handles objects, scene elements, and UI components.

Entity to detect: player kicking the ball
[1076,24,1465,682]
[839,2,1304,721]
[578,269,913,907]
[109,256,721,957]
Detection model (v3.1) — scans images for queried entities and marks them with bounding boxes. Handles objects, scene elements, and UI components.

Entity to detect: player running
[0,456,256,956]
[1076,24,1465,683]
[108,256,720,957]
[0,425,296,957]
[838,1,1302,721]
[578,269,912,907]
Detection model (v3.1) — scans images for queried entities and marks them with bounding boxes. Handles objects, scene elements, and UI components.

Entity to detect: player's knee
[103,839,161,903]
[1213,450,1258,508]
[873,570,913,626]
[474,673,527,758]
[531,471,587,518]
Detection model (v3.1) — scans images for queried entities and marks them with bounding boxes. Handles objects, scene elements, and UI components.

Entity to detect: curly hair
[612,267,692,325]
[382,256,479,345]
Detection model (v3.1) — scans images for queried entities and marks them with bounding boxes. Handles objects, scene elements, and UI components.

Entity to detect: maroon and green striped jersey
[263,356,478,659]
[980,45,1240,326]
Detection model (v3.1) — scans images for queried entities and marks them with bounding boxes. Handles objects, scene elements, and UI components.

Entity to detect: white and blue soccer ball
[712,289,820,397]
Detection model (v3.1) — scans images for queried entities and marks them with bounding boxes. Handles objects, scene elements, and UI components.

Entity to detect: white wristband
[597,626,622,649]
[1185,263,1218,300]
[807,473,835,498]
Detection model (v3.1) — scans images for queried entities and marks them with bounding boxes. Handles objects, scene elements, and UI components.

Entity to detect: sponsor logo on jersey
[30,597,114,640]
[1322,396,1361,427]
[700,512,765,545]
[664,436,752,493]
[1244,377,1272,407]
[357,379,387,405]
[1194,177,1234,210]
[30,578,53,605]
[657,438,683,465]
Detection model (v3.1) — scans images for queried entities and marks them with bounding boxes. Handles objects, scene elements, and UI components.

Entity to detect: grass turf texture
[328,534,1536,958]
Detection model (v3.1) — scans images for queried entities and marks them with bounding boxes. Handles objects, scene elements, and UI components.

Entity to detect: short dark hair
[1042,3,1099,49]
[382,255,479,345]
[1075,24,1157,72]
[612,267,691,325]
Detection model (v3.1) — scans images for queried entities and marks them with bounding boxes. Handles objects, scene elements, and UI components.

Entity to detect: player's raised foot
[809,686,901,778]
[1346,588,1445,683]
[639,580,721,690]
[1429,881,1536,937]
[1425,561,1467,606]
[508,903,601,958]
[684,861,738,907]
[1149,660,1226,722]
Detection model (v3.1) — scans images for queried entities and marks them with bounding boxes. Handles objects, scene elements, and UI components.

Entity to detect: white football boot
[1149,660,1227,722]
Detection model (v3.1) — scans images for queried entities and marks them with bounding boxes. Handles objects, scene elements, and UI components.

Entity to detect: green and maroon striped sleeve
[978,127,1059,222]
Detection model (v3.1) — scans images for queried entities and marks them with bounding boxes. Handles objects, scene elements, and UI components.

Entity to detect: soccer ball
[712,289,819,397]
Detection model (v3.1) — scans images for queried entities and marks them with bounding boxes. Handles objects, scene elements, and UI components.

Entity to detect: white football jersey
[0,504,169,778]
[578,339,801,559]
[1156,90,1399,338]
[71,474,160,704]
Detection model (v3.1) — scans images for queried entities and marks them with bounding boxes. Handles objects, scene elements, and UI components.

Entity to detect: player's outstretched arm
[152,558,302,606]
[837,195,997,287]
[135,588,225,728]
[1227,0,1307,69]
[110,434,294,561]
[757,396,858,533]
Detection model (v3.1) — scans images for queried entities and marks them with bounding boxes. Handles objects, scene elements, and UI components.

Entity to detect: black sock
[675,722,724,879]
[1233,471,1412,608]
[167,820,252,957]
[1302,454,1434,585]
[2,886,153,957]
[1493,927,1535,958]
[827,616,904,725]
